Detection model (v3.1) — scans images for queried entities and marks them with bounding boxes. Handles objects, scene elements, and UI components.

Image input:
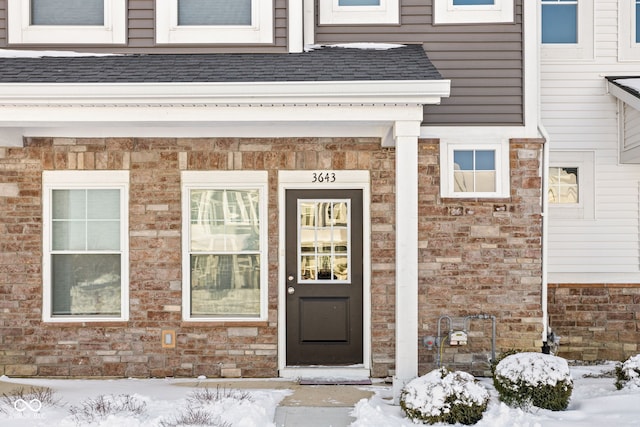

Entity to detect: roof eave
[0,80,451,107]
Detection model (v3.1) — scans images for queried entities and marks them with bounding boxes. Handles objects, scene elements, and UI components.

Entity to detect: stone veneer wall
[548,283,640,362]
[0,136,546,378]
[417,139,545,376]
[0,136,398,378]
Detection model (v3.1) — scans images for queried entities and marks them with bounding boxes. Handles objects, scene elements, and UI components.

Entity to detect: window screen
[178,0,252,25]
[31,0,104,25]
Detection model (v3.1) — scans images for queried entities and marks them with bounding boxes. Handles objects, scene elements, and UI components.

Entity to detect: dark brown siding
[0,0,523,125]
[314,0,524,126]
[0,0,289,53]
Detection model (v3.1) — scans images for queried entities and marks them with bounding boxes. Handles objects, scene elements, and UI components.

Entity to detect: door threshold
[280,366,370,381]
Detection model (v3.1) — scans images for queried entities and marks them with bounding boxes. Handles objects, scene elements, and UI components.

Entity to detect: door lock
[287,286,295,295]
[287,275,294,282]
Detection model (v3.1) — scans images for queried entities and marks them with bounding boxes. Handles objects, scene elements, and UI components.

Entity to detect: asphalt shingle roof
[0,44,442,84]
[607,76,640,100]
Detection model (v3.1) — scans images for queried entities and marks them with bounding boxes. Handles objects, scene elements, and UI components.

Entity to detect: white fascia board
[0,104,425,127]
[608,81,640,112]
[0,80,450,107]
[421,125,543,141]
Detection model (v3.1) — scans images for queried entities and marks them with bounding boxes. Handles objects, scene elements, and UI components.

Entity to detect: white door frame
[277,170,371,379]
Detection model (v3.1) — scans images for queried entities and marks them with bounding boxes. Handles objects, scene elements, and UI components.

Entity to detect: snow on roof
[0,49,118,58]
[613,78,640,95]
[304,43,406,52]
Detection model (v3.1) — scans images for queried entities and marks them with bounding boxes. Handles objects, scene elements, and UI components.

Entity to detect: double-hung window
[319,0,399,25]
[42,171,129,322]
[540,0,594,60]
[433,0,514,24]
[7,0,126,45]
[619,0,640,60]
[181,171,268,321]
[440,141,510,198]
[156,0,273,44]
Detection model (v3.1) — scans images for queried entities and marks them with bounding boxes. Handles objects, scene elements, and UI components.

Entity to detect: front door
[285,189,363,365]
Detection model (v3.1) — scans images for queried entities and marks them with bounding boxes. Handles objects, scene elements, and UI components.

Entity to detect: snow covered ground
[0,362,638,426]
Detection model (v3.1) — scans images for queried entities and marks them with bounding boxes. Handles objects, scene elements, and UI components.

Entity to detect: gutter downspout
[538,124,550,352]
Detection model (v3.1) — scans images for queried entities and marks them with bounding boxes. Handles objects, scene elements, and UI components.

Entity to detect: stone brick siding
[417,139,545,376]
[0,136,398,378]
[548,283,640,362]
[0,136,547,379]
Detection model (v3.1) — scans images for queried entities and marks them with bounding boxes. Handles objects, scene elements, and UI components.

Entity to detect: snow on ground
[0,362,639,426]
[0,49,117,58]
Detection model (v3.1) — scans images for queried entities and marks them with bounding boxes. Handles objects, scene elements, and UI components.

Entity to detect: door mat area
[299,378,372,386]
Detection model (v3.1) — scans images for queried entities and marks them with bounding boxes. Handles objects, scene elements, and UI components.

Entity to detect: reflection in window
[548,167,578,203]
[541,0,578,44]
[50,189,121,316]
[339,0,380,4]
[453,0,494,4]
[636,0,640,43]
[177,0,252,25]
[189,189,261,317]
[299,200,350,282]
[31,0,104,25]
[453,150,496,193]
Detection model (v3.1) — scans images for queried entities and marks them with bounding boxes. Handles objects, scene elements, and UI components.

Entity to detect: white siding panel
[624,105,640,150]
[541,0,640,281]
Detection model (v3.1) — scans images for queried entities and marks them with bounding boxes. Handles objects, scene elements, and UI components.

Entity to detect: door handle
[287,286,295,295]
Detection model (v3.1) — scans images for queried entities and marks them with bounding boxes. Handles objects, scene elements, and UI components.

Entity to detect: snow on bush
[493,352,573,411]
[400,367,489,425]
[615,354,640,390]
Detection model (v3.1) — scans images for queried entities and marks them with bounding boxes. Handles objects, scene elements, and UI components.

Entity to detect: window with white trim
[319,0,399,24]
[440,141,510,198]
[540,0,594,60]
[7,0,126,45]
[433,0,514,24]
[618,0,640,61]
[42,171,129,322]
[156,0,273,44]
[548,151,594,219]
[181,171,268,321]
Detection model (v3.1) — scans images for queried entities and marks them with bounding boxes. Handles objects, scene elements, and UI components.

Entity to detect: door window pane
[298,200,350,282]
[541,0,578,44]
[548,167,579,203]
[178,0,252,25]
[31,0,104,25]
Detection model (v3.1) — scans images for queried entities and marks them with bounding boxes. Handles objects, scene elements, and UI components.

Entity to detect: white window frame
[42,171,130,323]
[7,0,126,45]
[156,0,273,44]
[540,0,594,61]
[619,0,640,61]
[319,0,399,25]
[433,0,514,24]
[548,151,595,219]
[440,140,510,198]
[181,171,269,322]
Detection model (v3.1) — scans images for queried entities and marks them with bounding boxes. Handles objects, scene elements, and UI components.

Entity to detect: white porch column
[392,120,421,402]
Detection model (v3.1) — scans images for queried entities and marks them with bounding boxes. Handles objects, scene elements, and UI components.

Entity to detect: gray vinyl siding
[0,0,523,125]
[314,0,524,126]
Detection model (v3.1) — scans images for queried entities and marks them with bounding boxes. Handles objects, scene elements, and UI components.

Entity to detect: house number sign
[311,172,336,183]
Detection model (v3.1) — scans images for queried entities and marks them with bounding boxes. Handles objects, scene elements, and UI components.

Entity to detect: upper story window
[7,0,126,45]
[433,0,514,24]
[181,171,268,321]
[540,0,594,60]
[319,0,399,24]
[42,171,129,322]
[619,0,640,60]
[440,141,510,198]
[541,0,577,43]
[156,0,273,44]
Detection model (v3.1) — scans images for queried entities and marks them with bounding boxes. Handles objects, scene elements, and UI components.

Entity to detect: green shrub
[615,354,640,390]
[493,352,573,411]
[400,367,489,425]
